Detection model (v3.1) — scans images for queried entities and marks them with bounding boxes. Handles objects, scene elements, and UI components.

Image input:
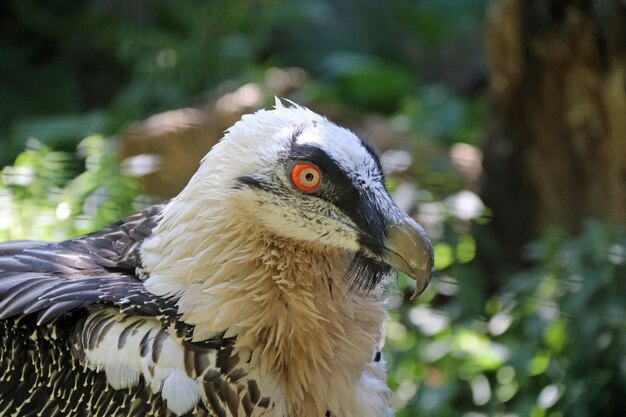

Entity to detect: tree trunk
[482,0,626,256]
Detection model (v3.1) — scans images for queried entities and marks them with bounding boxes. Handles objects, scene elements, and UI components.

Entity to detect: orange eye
[291,162,322,192]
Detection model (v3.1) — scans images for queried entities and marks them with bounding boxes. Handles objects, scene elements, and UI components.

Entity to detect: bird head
[154,100,433,296]
[188,100,434,297]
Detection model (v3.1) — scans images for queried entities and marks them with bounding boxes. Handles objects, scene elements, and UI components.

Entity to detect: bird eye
[290,162,322,192]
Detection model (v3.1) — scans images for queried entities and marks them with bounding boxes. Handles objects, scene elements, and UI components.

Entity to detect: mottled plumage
[0,101,433,417]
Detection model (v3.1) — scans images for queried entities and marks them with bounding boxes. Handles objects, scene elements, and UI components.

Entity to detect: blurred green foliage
[0,0,487,165]
[386,220,625,417]
[0,136,138,241]
[1,1,623,416]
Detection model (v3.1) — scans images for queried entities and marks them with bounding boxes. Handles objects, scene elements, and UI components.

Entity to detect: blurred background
[0,0,625,416]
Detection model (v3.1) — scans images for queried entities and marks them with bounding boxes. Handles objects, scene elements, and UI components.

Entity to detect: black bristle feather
[345,251,393,293]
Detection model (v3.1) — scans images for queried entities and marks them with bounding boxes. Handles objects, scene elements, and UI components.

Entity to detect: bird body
[0,101,433,417]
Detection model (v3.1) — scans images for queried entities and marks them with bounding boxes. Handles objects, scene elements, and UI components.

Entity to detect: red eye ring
[291,162,322,192]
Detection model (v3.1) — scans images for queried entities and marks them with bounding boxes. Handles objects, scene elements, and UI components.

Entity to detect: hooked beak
[382,216,434,300]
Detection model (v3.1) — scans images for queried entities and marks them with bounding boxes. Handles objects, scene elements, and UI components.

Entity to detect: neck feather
[141,189,388,416]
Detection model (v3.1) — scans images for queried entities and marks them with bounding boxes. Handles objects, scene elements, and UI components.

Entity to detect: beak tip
[409,270,432,301]
[384,217,434,301]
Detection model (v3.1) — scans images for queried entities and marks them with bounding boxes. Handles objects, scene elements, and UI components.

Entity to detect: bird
[0,100,433,417]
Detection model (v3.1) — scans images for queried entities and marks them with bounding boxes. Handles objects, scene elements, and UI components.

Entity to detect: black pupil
[305,172,315,182]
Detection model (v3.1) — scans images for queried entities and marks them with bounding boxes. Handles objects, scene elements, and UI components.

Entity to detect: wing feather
[0,279,60,318]
[36,300,86,325]
[0,204,177,322]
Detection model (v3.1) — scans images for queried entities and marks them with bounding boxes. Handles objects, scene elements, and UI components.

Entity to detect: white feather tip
[274,96,285,109]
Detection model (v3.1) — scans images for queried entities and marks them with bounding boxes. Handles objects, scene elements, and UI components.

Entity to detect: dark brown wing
[0,204,178,324]
[0,205,274,417]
